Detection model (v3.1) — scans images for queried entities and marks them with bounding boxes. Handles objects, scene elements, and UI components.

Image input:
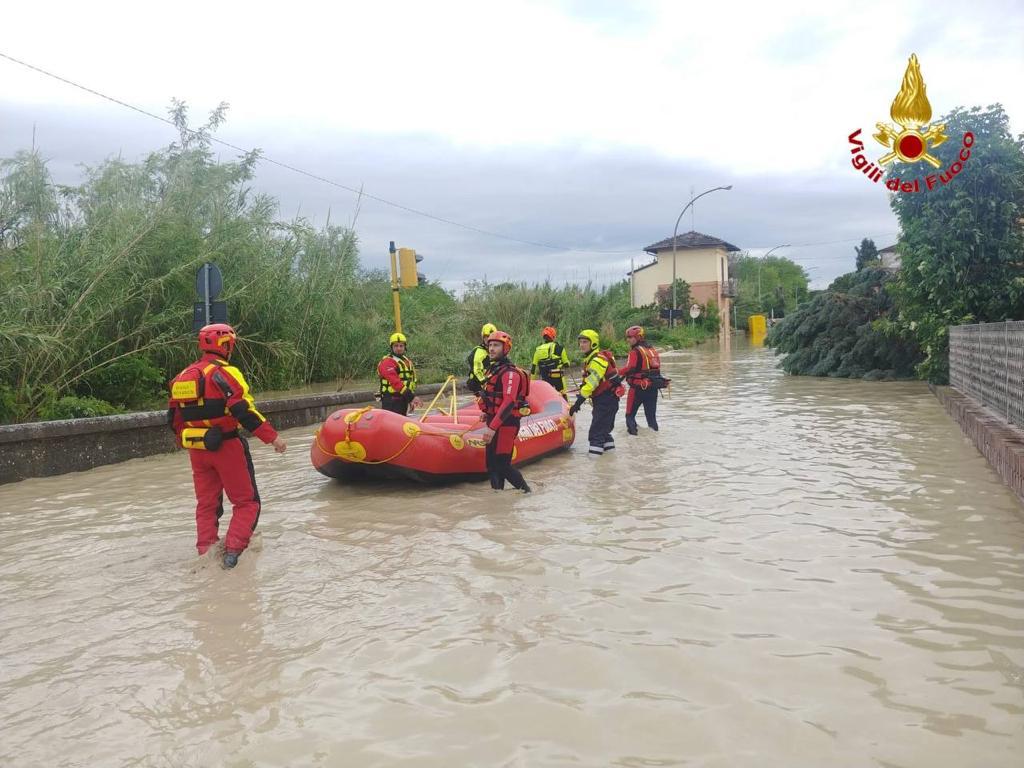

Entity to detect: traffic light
[398,247,424,288]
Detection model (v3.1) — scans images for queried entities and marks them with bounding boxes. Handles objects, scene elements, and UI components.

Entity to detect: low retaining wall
[0,383,451,485]
[933,385,1024,506]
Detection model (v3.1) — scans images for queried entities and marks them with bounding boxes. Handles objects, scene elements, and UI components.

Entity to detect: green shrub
[40,395,122,420]
[766,268,921,379]
[80,355,167,410]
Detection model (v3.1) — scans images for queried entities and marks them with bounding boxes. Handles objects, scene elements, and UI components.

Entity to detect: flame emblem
[873,54,948,169]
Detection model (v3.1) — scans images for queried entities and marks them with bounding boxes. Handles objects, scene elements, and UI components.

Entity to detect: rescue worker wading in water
[466,322,498,394]
[530,326,570,400]
[378,332,421,415]
[569,329,623,457]
[167,323,287,569]
[476,331,532,493]
[619,325,665,435]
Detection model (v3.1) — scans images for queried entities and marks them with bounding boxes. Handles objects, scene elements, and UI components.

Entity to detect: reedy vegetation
[0,107,717,423]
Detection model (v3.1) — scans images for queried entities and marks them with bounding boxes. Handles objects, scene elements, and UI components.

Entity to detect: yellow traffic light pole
[389,240,402,333]
[389,241,425,333]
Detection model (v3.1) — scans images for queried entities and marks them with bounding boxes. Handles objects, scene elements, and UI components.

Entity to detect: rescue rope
[313,381,483,465]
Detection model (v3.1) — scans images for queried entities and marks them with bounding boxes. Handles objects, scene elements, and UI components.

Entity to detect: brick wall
[932,385,1024,506]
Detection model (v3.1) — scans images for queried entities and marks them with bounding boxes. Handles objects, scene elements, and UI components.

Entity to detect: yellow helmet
[389,332,407,345]
[481,322,497,339]
[578,329,600,347]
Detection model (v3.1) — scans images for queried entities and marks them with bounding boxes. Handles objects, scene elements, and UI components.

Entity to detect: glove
[568,395,585,416]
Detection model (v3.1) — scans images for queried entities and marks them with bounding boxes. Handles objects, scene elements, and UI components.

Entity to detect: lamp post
[757,244,790,307]
[670,185,732,327]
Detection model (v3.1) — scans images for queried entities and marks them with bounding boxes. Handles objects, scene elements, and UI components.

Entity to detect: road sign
[192,301,228,331]
[195,263,223,300]
[659,308,684,319]
[689,304,702,319]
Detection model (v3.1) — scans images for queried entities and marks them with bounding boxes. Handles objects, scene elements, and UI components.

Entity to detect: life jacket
[168,357,239,449]
[379,354,416,396]
[480,359,531,419]
[583,349,619,397]
[466,344,486,375]
[535,341,565,380]
[627,344,661,386]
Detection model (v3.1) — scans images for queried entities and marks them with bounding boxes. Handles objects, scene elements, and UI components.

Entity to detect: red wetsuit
[478,358,530,490]
[168,353,278,554]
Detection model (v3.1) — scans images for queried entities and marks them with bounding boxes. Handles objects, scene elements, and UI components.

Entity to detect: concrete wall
[0,383,451,485]
[933,385,1024,507]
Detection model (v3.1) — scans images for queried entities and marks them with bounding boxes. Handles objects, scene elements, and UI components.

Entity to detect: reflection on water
[1,339,1022,767]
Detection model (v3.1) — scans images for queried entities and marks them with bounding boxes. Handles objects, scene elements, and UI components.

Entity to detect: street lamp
[758,244,790,305]
[670,185,732,327]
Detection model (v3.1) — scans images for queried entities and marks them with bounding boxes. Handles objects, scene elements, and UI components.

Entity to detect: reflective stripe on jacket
[531,341,569,378]
[167,353,277,443]
[467,345,489,384]
[479,359,530,430]
[378,354,417,396]
[580,349,617,398]
[620,344,661,385]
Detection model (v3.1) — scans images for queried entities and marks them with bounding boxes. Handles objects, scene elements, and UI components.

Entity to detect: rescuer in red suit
[476,331,532,493]
[618,325,663,435]
[167,324,287,569]
[377,332,421,415]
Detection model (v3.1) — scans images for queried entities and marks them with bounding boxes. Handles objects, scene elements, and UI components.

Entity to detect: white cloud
[3,0,1021,174]
[0,0,1019,290]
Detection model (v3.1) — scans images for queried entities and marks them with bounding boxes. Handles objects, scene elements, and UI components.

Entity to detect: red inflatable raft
[310,379,575,483]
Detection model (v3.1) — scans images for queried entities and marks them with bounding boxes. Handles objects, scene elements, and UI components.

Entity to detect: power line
[0,50,903,263]
[0,50,641,256]
[746,233,900,252]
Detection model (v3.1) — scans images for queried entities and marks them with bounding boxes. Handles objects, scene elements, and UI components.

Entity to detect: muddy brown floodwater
[2,340,1023,767]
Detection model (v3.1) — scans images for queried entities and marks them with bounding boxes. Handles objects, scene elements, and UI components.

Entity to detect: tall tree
[767,268,920,380]
[855,238,878,270]
[889,104,1024,382]
[729,252,809,329]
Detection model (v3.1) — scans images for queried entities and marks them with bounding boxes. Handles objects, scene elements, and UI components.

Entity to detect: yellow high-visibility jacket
[580,348,617,398]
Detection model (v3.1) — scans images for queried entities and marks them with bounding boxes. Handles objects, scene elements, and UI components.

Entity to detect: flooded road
[2,340,1023,767]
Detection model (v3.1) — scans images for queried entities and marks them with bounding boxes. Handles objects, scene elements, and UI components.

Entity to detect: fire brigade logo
[848,54,972,193]
[873,54,948,168]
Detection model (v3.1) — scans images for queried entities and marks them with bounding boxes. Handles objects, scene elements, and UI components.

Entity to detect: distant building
[630,230,738,330]
[878,244,901,270]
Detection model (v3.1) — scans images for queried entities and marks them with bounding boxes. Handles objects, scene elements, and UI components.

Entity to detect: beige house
[878,244,901,270]
[630,231,738,329]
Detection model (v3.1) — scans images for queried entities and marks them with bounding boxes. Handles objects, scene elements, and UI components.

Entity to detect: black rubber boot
[223,551,240,569]
[520,481,532,493]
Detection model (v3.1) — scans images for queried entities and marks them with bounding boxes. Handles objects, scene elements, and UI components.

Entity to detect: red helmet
[542,326,557,340]
[486,330,512,355]
[198,323,237,358]
[626,325,645,341]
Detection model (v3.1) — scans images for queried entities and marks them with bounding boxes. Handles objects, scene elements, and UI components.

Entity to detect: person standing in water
[477,330,532,493]
[530,326,570,400]
[619,325,663,435]
[377,332,421,415]
[167,323,287,569]
[569,329,623,457]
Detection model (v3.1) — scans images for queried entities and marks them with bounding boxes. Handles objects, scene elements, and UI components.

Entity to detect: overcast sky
[2,0,1022,289]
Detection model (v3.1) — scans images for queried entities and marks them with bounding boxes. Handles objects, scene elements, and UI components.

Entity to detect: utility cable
[0,50,641,255]
[0,51,903,262]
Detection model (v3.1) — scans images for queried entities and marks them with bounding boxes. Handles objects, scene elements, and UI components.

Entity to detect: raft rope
[314,377,478,465]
